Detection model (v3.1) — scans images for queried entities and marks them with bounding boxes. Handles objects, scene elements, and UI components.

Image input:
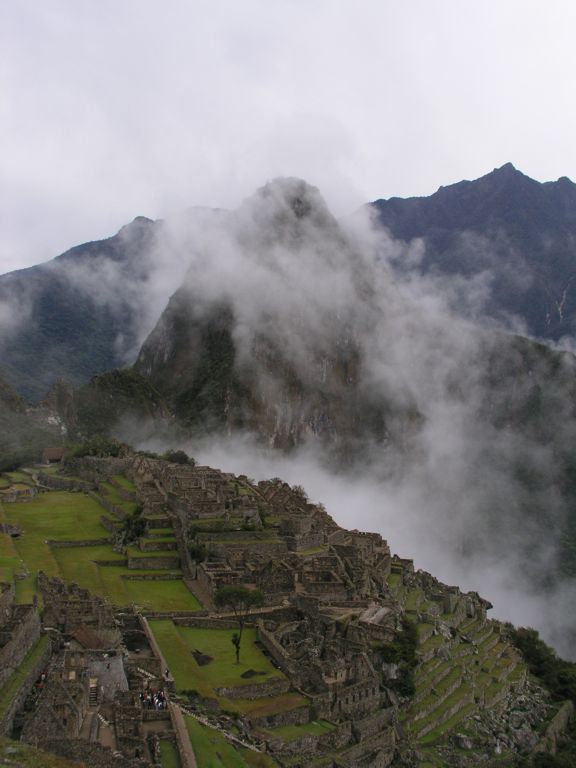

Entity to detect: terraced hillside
[0,469,200,612]
[0,453,573,767]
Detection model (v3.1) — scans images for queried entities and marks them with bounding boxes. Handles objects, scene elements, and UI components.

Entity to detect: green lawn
[38,464,62,475]
[112,474,136,492]
[3,491,108,540]
[184,717,279,767]
[151,619,307,717]
[54,549,199,611]
[0,493,109,602]
[127,546,178,558]
[159,739,181,768]
[0,737,84,768]
[123,579,201,611]
[100,482,138,514]
[152,620,307,719]
[0,512,22,583]
[0,491,200,611]
[149,621,290,705]
[185,716,251,768]
[5,470,34,483]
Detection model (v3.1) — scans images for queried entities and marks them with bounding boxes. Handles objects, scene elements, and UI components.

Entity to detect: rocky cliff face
[135,178,420,455]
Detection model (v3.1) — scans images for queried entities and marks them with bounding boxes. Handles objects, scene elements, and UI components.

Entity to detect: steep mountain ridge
[129,179,576,662]
[371,163,576,340]
[0,209,223,402]
[135,178,418,455]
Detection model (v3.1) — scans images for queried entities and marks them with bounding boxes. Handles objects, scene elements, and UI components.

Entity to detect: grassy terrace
[150,620,306,718]
[0,490,201,612]
[0,636,49,720]
[5,470,34,483]
[150,621,284,695]
[112,474,136,492]
[185,716,279,767]
[159,739,181,768]
[259,720,335,742]
[100,481,138,514]
[127,546,178,558]
[0,737,84,768]
[0,492,111,602]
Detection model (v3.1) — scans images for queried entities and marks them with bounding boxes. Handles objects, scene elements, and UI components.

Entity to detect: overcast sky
[2,0,576,274]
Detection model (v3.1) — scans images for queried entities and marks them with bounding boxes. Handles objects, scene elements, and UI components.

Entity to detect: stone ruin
[2,452,572,767]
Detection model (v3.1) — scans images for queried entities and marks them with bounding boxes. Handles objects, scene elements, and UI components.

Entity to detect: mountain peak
[238,177,339,239]
[493,161,518,174]
[255,177,325,219]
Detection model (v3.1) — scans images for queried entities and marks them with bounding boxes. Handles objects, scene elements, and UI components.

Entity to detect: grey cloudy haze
[2,0,576,273]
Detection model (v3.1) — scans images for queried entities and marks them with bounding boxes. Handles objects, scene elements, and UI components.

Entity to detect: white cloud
[2,1,576,272]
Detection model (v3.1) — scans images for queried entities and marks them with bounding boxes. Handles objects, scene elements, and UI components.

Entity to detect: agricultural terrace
[159,739,181,768]
[150,620,307,717]
[184,716,278,768]
[0,489,201,612]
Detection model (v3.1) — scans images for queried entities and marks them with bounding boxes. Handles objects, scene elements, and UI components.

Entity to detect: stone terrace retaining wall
[337,728,396,768]
[38,473,94,492]
[41,739,149,768]
[416,690,474,738]
[0,605,41,688]
[214,677,290,700]
[249,703,310,729]
[0,581,15,626]
[127,555,180,570]
[123,573,183,581]
[352,708,396,742]
[100,516,120,534]
[0,636,52,736]
[269,720,352,758]
[257,623,293,670]
[173,616,238,630]
[49,537,113,548]
[91,491,127,520]
[536,700,575,754]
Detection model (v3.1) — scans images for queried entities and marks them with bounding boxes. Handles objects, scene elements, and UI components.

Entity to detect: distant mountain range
[3,169,576,656]
[371,162,576,342]
[2,164,576,402]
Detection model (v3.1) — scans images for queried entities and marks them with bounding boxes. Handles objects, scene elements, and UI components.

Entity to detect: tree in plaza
[214,586,264,664]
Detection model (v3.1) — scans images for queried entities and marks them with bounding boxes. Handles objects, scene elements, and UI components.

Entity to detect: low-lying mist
[112,178,576,660]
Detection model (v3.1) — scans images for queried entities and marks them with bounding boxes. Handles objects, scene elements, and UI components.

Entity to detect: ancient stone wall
[0,605,41,688]
[331,677,382,720]
[127,555,180,570]
[40,739,149,768]
[337,728,396,768]
[536,700,574,754]
[49,537,113,548]
[0,636,52,736]
[215,678,290,700]
[67,456,132,481]
[352,708,396,742]
[257,622,297,679]
[173,616,238,630]
[90,491,126,520]
[0,581,15,628]
[249,702,310,729]
[38,473,94,492]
